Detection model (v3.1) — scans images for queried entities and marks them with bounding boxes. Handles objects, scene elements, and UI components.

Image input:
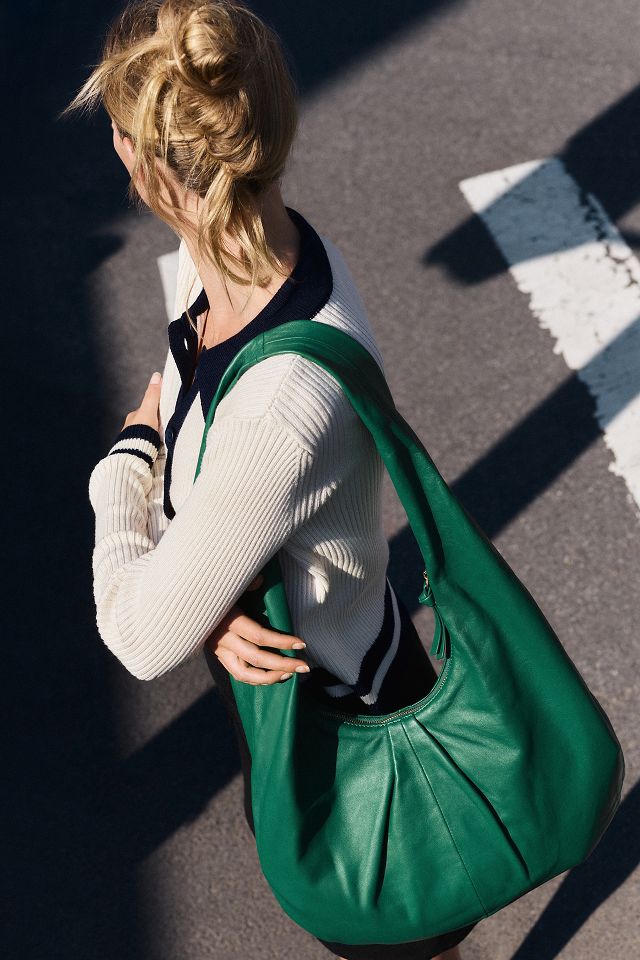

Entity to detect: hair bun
[63,0,299,299]
[160,2,246,95]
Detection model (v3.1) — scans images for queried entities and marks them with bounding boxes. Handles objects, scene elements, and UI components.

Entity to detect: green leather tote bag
[193,320,625,946]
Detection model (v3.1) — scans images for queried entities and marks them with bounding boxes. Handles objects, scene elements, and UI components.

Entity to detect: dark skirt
[202,585,479,959]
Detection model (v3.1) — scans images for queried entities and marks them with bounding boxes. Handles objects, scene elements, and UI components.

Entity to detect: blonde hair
[60,0,300,319]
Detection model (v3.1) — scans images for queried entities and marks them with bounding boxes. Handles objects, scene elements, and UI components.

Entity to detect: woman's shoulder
[174,232,388,375]
[176,233,388,452]
[214,338,383,463]
[211,350,353,455]
[316,232,387,377]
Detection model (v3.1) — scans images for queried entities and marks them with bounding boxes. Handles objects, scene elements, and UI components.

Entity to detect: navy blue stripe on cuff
[108,447,155,468]
[113,424,162,449]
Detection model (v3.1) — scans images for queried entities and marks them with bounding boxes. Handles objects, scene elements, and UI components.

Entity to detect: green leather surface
[194,320,625,944]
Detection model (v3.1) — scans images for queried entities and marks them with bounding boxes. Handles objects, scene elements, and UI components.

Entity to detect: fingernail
[280,672,293,681]
[292,641,306,649]
[150,371,162,383]
[295,665,310,673]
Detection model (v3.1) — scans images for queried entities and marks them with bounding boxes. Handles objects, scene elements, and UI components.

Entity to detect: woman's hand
[207,574,311,684]
[120,371,162,432]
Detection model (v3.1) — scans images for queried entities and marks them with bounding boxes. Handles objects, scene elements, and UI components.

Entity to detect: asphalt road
[3,2,639,958]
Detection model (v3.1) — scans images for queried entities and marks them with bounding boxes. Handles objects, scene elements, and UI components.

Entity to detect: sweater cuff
[108,424,162,468]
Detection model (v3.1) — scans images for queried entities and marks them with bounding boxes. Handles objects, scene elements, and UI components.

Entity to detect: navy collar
[161,205,333,521]
[167,205,333,419]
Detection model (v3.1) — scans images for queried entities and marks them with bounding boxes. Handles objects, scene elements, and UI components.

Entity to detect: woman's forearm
[88,413,311,681]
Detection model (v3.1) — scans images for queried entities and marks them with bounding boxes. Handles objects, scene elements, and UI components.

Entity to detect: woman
[63,2,477,957]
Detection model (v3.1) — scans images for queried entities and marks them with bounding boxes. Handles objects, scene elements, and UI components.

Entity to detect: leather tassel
[419,573,450,660]
[429,606,450,660]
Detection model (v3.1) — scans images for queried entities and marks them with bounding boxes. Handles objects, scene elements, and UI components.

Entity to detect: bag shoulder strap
[193,318,545,647]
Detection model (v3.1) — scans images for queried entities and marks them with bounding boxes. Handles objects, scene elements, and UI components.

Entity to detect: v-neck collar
[161,205,334,521]
[167,204,333,416]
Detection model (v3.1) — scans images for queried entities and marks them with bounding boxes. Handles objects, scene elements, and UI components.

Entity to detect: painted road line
[157,249,180,322]
[459,156,640,517]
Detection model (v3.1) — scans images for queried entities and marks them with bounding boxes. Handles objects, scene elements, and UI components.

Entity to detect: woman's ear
[112,120,136,173]
[121,134,136,166]
[111,121,135,158]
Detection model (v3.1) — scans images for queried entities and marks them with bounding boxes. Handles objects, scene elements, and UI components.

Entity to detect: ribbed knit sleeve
[105,423,170,545]
[88,413,311,681]
[146,445,170,545]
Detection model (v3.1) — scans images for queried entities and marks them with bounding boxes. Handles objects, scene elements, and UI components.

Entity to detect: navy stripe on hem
[302,579,397,702]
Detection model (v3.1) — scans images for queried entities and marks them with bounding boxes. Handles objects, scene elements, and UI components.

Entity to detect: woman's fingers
[206,599,310,685]
[215,646,295,685]
[225,633,309,674]
[225,607,307,651]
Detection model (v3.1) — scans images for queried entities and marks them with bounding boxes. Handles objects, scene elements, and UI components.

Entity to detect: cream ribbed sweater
[88,230,395,692]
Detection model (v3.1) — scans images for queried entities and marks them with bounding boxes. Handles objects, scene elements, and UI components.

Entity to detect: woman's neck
[180,184,301,348]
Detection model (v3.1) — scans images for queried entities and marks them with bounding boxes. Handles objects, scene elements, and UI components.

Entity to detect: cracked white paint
[459,156,640,518]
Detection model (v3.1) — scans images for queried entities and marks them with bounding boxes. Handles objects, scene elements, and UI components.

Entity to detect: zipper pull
[418,570,434,606]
